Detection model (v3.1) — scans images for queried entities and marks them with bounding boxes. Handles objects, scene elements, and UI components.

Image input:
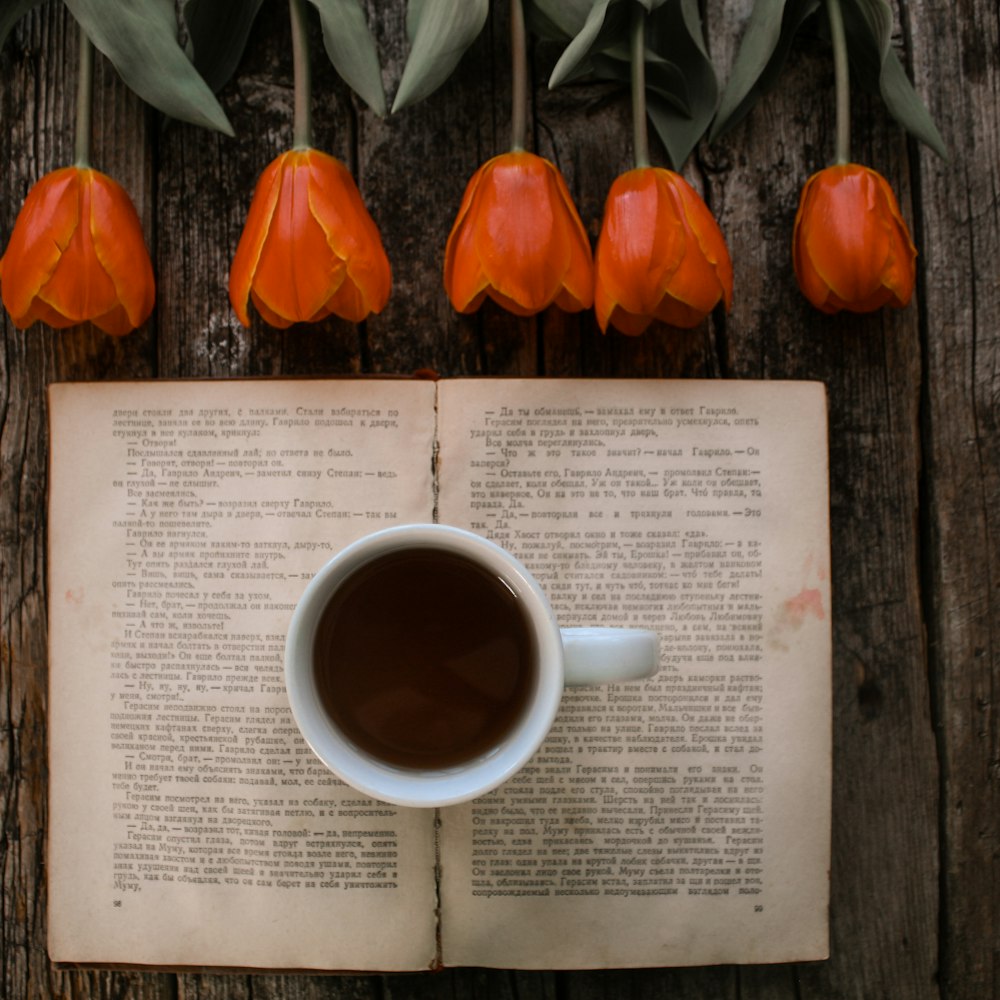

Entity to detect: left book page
[47,379,438,971]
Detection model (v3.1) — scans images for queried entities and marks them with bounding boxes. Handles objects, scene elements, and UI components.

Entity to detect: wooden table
[1,3,995,998]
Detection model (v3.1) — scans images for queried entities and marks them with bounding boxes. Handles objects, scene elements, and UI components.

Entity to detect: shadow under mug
[284,523,660,807]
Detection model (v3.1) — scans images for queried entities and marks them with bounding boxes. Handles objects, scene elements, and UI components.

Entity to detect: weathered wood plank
[175,972,383,999]
[906,1,1000,997]
[0,7,167,1000]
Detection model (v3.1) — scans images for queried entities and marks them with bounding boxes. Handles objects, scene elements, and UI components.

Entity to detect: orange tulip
[444,150,593,317]
[0,166,154,336]
[594,167,732,335]
[229,148,391,328]
[793,163,917,314]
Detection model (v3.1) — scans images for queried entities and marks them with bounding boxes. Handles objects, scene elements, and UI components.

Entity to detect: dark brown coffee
[312,547,537,770]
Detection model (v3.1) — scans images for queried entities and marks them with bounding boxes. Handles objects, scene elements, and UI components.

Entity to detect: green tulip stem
[74,26,93,168]
[630,3,650,169]
[290,0,313,150]
[510,0,527,152]
[826,0,851,165]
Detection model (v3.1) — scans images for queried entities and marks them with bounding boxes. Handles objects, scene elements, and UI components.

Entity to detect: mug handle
[559,628,660,687]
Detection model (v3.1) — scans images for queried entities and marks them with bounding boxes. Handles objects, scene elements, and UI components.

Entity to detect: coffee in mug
[285,524,659,807]
[312,546,537,770]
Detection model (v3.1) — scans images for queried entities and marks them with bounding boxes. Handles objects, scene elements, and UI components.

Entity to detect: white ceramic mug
[284,523,659,807]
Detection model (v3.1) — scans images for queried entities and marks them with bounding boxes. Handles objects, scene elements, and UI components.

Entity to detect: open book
[47,377,831,971]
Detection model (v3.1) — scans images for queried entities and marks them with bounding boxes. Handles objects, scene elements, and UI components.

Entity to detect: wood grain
[0,1,996,997]
[905,1,1000,997]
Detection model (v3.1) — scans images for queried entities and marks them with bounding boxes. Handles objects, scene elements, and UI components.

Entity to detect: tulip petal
[19,297,80,331]
[444,180,492,311]
[600,172,686,323]
[867,174,916,306]
[322,275,374,324]
[793,182,838,312]
[250,289,295,330]
[89,302,136,337]
[87,171,155,331]
[656,182,728,318]
[553,283,591,314]
[604,304,654,337]
[550,168,594,312]
[36,173,124,326]
[594,178,664,331]
[306,151,391,318]
[0,167,81,324]
[673,175,734,312]
[251,152,343,324]
[484,286,545,319]
[653,295,710,329]
[28,286,135,335]
[443,164,489,311]
[229,156,284,326]
[473,157,562,311]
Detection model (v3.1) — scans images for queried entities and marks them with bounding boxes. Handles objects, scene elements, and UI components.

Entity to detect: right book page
[435,379,831,969]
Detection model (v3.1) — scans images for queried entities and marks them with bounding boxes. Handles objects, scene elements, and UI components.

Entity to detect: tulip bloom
[594,167,732,335]
[444,150,593,317]
[229,148,391,328]
[793,163,917,314]
[0,166,154,336]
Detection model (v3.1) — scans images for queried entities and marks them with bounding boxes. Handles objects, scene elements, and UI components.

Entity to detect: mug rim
[284,523,565,808]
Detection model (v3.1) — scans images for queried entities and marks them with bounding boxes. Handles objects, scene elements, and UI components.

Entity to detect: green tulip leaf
[391,0,488,112]
[844,0,891,61]
[877,48,947,158]
[0,0,45,52]
[549,0,630,89]
[65,0,234,135]
[182,0,266,95]
[525,0,599,38]
[711,0,791,138]
[525,6,571,43]
[582,50,692,117]
[840,0,946,157]
[645,0,717,169]
[711,0,819,140]
[404,0,426,33]
[308,0,386,116]
[644,51,692,115]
